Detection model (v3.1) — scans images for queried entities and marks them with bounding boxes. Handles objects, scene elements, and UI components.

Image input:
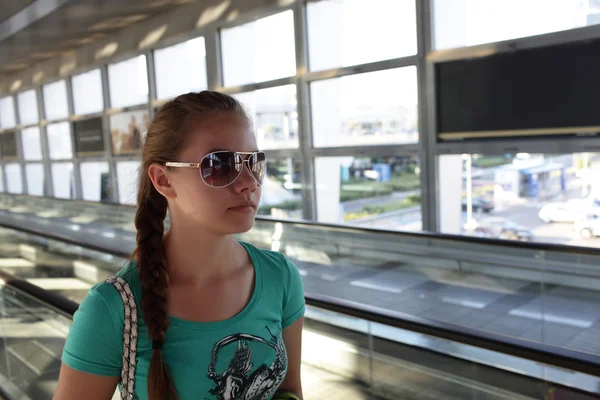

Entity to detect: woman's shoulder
[239,241,299,279]
[88,261,141,314]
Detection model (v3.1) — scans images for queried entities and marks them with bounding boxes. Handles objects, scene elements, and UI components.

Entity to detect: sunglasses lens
[200,152,242,187]
[249,152,266,184]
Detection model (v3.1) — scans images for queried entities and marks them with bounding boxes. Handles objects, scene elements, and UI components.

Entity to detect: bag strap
[106,275,139,400]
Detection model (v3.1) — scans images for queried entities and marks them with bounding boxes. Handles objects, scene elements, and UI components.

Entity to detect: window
[311,67,418,148]
[80,162,111,202]
[43,80,69,121]
[307,0,417,71]
[117,161,141,205]
[108,55,148,108]
[234,85,298,150]
[5,164,22,194]
[154,37,207,100]
[221,11,296,87]
[434,0,600,50]
[17,90,39,125]
[47,122,73,160]
[25,163,45,196]
[0,96,16,129]
[315,154,421,231]
[51,163,75,199]
[21,127,43,161]
[258,157,303,219]
[72,69,104,115]
[0,131,18,158]
[437,152,600,248]
[110,110,149,155]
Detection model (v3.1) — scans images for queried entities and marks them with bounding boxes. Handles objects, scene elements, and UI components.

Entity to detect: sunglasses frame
[165,151,266,188]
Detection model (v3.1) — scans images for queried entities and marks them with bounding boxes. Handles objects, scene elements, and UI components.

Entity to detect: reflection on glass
[439,152,600,248]
[221,11,296,87]
[0,96,16,129]
[25,163,45,196]
[21,127,43,161]
[315,155,421,231]
[108,55,148,108]
[43,80,69,121]
[17,90,39,125]
[5,164,22,194]
[110,110,149,155]
[81,162,111,202]
[307,0,417,71]
[434,0,600,49]
[52,163,75,199]
[257,157,303,219]
[72,69,104,115]
[235,85,298,150]
[311,67,418,147]
[155,37,207,100]
[117,161,141,205]
[47,122,73,160]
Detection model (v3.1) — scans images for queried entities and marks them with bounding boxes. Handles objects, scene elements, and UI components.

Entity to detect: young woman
[54,91,305,400]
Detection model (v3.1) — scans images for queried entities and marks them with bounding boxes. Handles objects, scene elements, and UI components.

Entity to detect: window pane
[110,110,149,155]
[22,127,43,161]
[221,11,296,87]
[311,67,418,148]
[434,0,600,50]
[81,162,111,202]
[52,163,75,199]
[315,155,422,231]
[437,152,600,248]
[108,55,148,108]
[235,85,298,150]
[1,131,18,158]
[17,90,39,125]
[5,164,22,194]
[47,122,73,160]
[117,161,140,205]
[0,96,16,129]
[72,69,104,115]
[155,37,207,100]
[43,80,69,121]
[308,0,416,71]
[25,163,45,196]
[257,157,303,219]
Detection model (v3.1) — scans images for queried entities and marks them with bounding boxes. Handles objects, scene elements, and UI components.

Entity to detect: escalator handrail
[1,221,600,378]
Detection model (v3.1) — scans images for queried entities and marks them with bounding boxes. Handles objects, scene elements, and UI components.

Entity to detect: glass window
[155,37,207,100]
[17,90,39,125]
[21,127,43,161]
[43,80,69,121]
[80,162,111,202]
[72,69,104,115]
[51,163,75,199]
[434,0,600,50]
[234,85,298,150]
[307,0,417,71]
[117,161,141,205]
[437,152,600,248]
[47,122,73,160]
[221,11,296,87]
[5,163,22,194]
[257,157,303,219]
[1,131,18,158]
[311,67,418,148]
[25,163,45,196]
[110,110,150,155]
[0,166,4,192]
[0,96,16,129]
[108,55,148,108]
[315,154,422,231]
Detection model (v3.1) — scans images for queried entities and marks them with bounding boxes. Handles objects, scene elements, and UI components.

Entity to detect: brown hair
[133,91,248,399]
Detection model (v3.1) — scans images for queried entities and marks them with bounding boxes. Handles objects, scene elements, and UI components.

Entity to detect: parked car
[461,197,494,213]
[577,216,600,239]
[475,217,533,241]
[538,202,583,223]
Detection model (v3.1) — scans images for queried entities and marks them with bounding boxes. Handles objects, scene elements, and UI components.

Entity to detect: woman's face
[167,112,262,235]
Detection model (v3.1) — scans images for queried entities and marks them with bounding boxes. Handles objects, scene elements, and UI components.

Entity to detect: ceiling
[0,0,196,74]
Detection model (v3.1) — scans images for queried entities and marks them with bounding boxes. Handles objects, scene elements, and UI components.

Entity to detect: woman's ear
[148,163,177,199]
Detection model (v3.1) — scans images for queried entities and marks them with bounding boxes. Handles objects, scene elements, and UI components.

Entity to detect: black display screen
[74,117,105,154]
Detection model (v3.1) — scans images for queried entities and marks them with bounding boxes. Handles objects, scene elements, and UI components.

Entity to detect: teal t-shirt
[62,242,305,400]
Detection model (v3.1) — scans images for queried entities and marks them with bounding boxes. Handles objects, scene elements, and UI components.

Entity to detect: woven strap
[106,275,138,400]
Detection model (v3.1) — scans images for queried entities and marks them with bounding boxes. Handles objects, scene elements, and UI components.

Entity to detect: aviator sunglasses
[165,151,266,188]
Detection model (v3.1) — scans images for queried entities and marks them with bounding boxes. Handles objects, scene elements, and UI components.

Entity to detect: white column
[438,154,463,234]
